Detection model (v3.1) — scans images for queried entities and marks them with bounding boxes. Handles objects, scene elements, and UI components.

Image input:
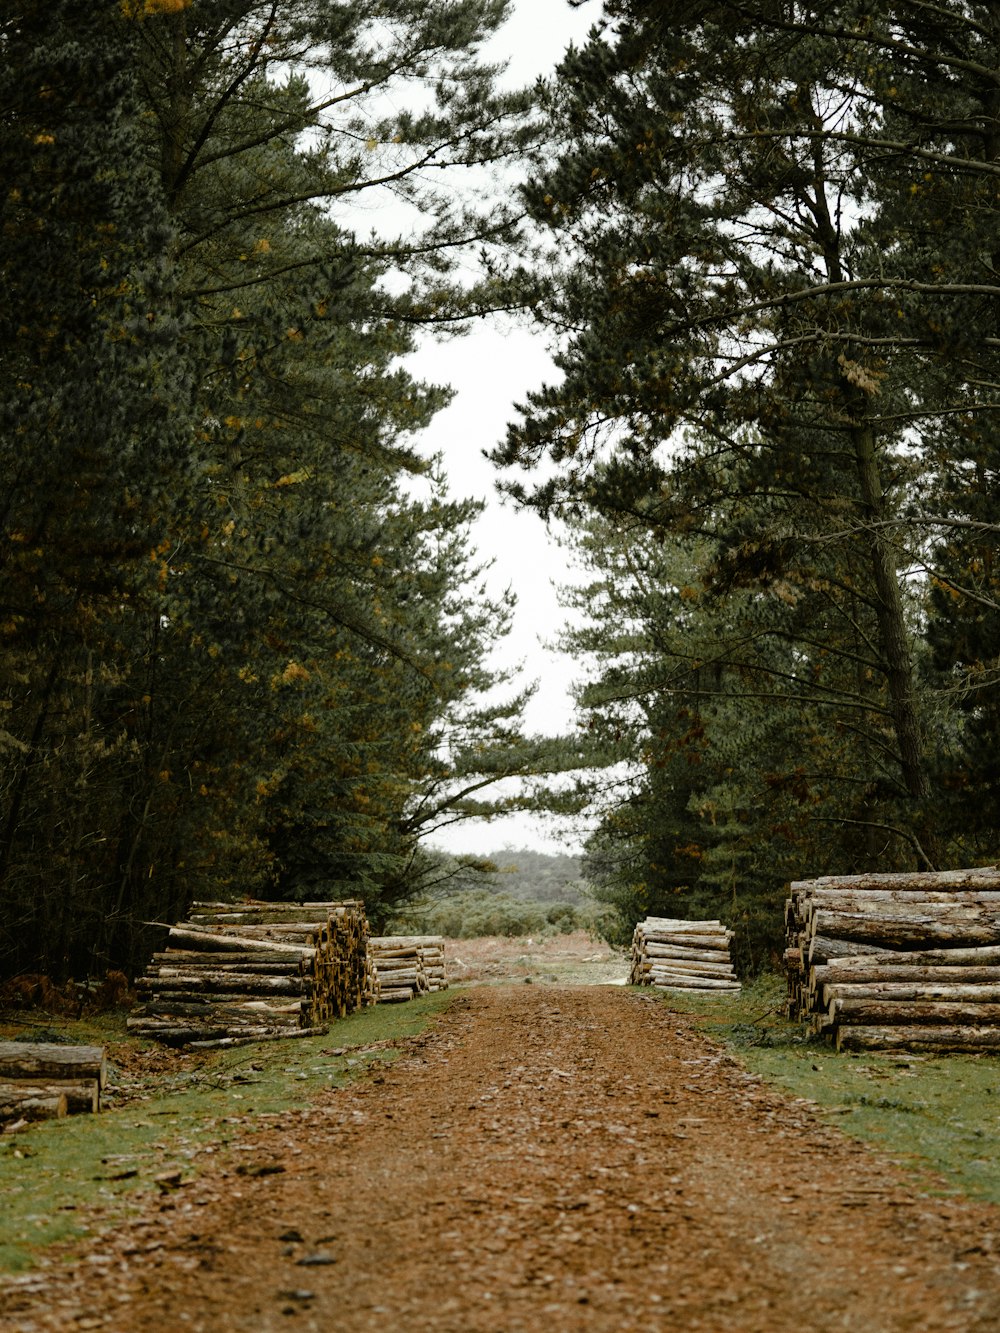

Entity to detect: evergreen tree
[495,0,1000,886]
[0,1,196,976]
[0,0,583,978]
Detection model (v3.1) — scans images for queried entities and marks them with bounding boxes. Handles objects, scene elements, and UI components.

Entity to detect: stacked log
[0,1042,106,1126]
[369,936,447,1004]
[629,917,740,994]
[129,900,372,1045]
[784,867,1000,1051]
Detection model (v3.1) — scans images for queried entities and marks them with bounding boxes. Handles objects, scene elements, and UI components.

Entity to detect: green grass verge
[652,975,1000,1205]
[0,991,453,1273]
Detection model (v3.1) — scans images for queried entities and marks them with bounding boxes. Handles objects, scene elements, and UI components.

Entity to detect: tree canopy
[493,0,1000,962]
[0,0,582,980]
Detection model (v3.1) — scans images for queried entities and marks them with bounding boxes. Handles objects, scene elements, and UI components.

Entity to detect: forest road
[7,984,1000,1332]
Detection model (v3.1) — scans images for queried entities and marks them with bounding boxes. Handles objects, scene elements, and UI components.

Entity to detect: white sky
[410,0,601,857]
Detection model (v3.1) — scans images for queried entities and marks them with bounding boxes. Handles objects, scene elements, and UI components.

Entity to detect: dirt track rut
[7,985,1000,1331]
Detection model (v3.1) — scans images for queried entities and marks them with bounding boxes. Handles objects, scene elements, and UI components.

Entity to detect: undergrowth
[658,975,1000,1206]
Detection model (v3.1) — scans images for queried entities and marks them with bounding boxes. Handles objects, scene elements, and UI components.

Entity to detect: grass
[656,974,1000,1205]
[0,991,453,1273]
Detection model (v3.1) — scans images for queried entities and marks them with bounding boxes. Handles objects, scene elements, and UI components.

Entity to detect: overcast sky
[410,1,601,857]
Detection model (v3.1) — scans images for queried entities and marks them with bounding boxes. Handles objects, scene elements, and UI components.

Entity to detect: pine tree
[495,0,1000,876]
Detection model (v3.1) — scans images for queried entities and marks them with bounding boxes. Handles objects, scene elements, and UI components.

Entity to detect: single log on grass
[0,1042,106,1089]
[0,1078,98,1114]
[0,1086,68,1122]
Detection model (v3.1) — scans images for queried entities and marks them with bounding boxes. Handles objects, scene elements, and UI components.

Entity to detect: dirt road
[7,984,1000,1331]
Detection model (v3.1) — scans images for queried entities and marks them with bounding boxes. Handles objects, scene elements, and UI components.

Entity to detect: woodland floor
[7,938,1000,1331]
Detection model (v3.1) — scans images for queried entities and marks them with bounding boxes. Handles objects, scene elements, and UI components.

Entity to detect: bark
[644,943,736,962]
[138,972,308,996]
[813,965,1000,987]
[818,944,1000,969]
[823,981,1000,1003]
[789,868,1000,893]
[0,1078,98,1114]
[0,1088,68,1122]
[810,909,1000,948]
[646,973,741,991]
[0,1042,106,1088]
[836,1025,1000,1053]
[807,890,1000,909]
[830,999,1000,1025]
[165,926,316,958]
[808,935,888,963]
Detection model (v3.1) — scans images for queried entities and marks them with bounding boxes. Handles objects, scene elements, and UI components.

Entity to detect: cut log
[813,964,1000,987]
[646,973,741,991]
[836,1024,1000,1053]
[816,944,1000,970]
[0,1078,97,1114]
[639,958,736,978]
[0,1087,68,1122]
[822,981,1000,1003]
[790,867,1000,893]
[643,943,737,963]
[165,926,315,959]
[807,888,1000,909]
[0,1042,106,1089]
[185,1026,328,1049]
[808,936,888,963]
[138,972,308,996]
[830,999,1000,1025]
[151,952,308,972]
[810,910,1000,948]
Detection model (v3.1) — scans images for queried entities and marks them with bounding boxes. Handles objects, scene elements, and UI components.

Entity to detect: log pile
[129,899,372,1046]
[629,917,740,994]
[784,867,1000,1051]
[0,1042,106,1126]
[369,936,448,1004]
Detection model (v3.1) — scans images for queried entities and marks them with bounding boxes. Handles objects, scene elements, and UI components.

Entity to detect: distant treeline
[475,848,587,905]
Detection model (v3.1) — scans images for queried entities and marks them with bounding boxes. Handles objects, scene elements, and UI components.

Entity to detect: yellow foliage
[121,0,189,16]
[278,660,311,686]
